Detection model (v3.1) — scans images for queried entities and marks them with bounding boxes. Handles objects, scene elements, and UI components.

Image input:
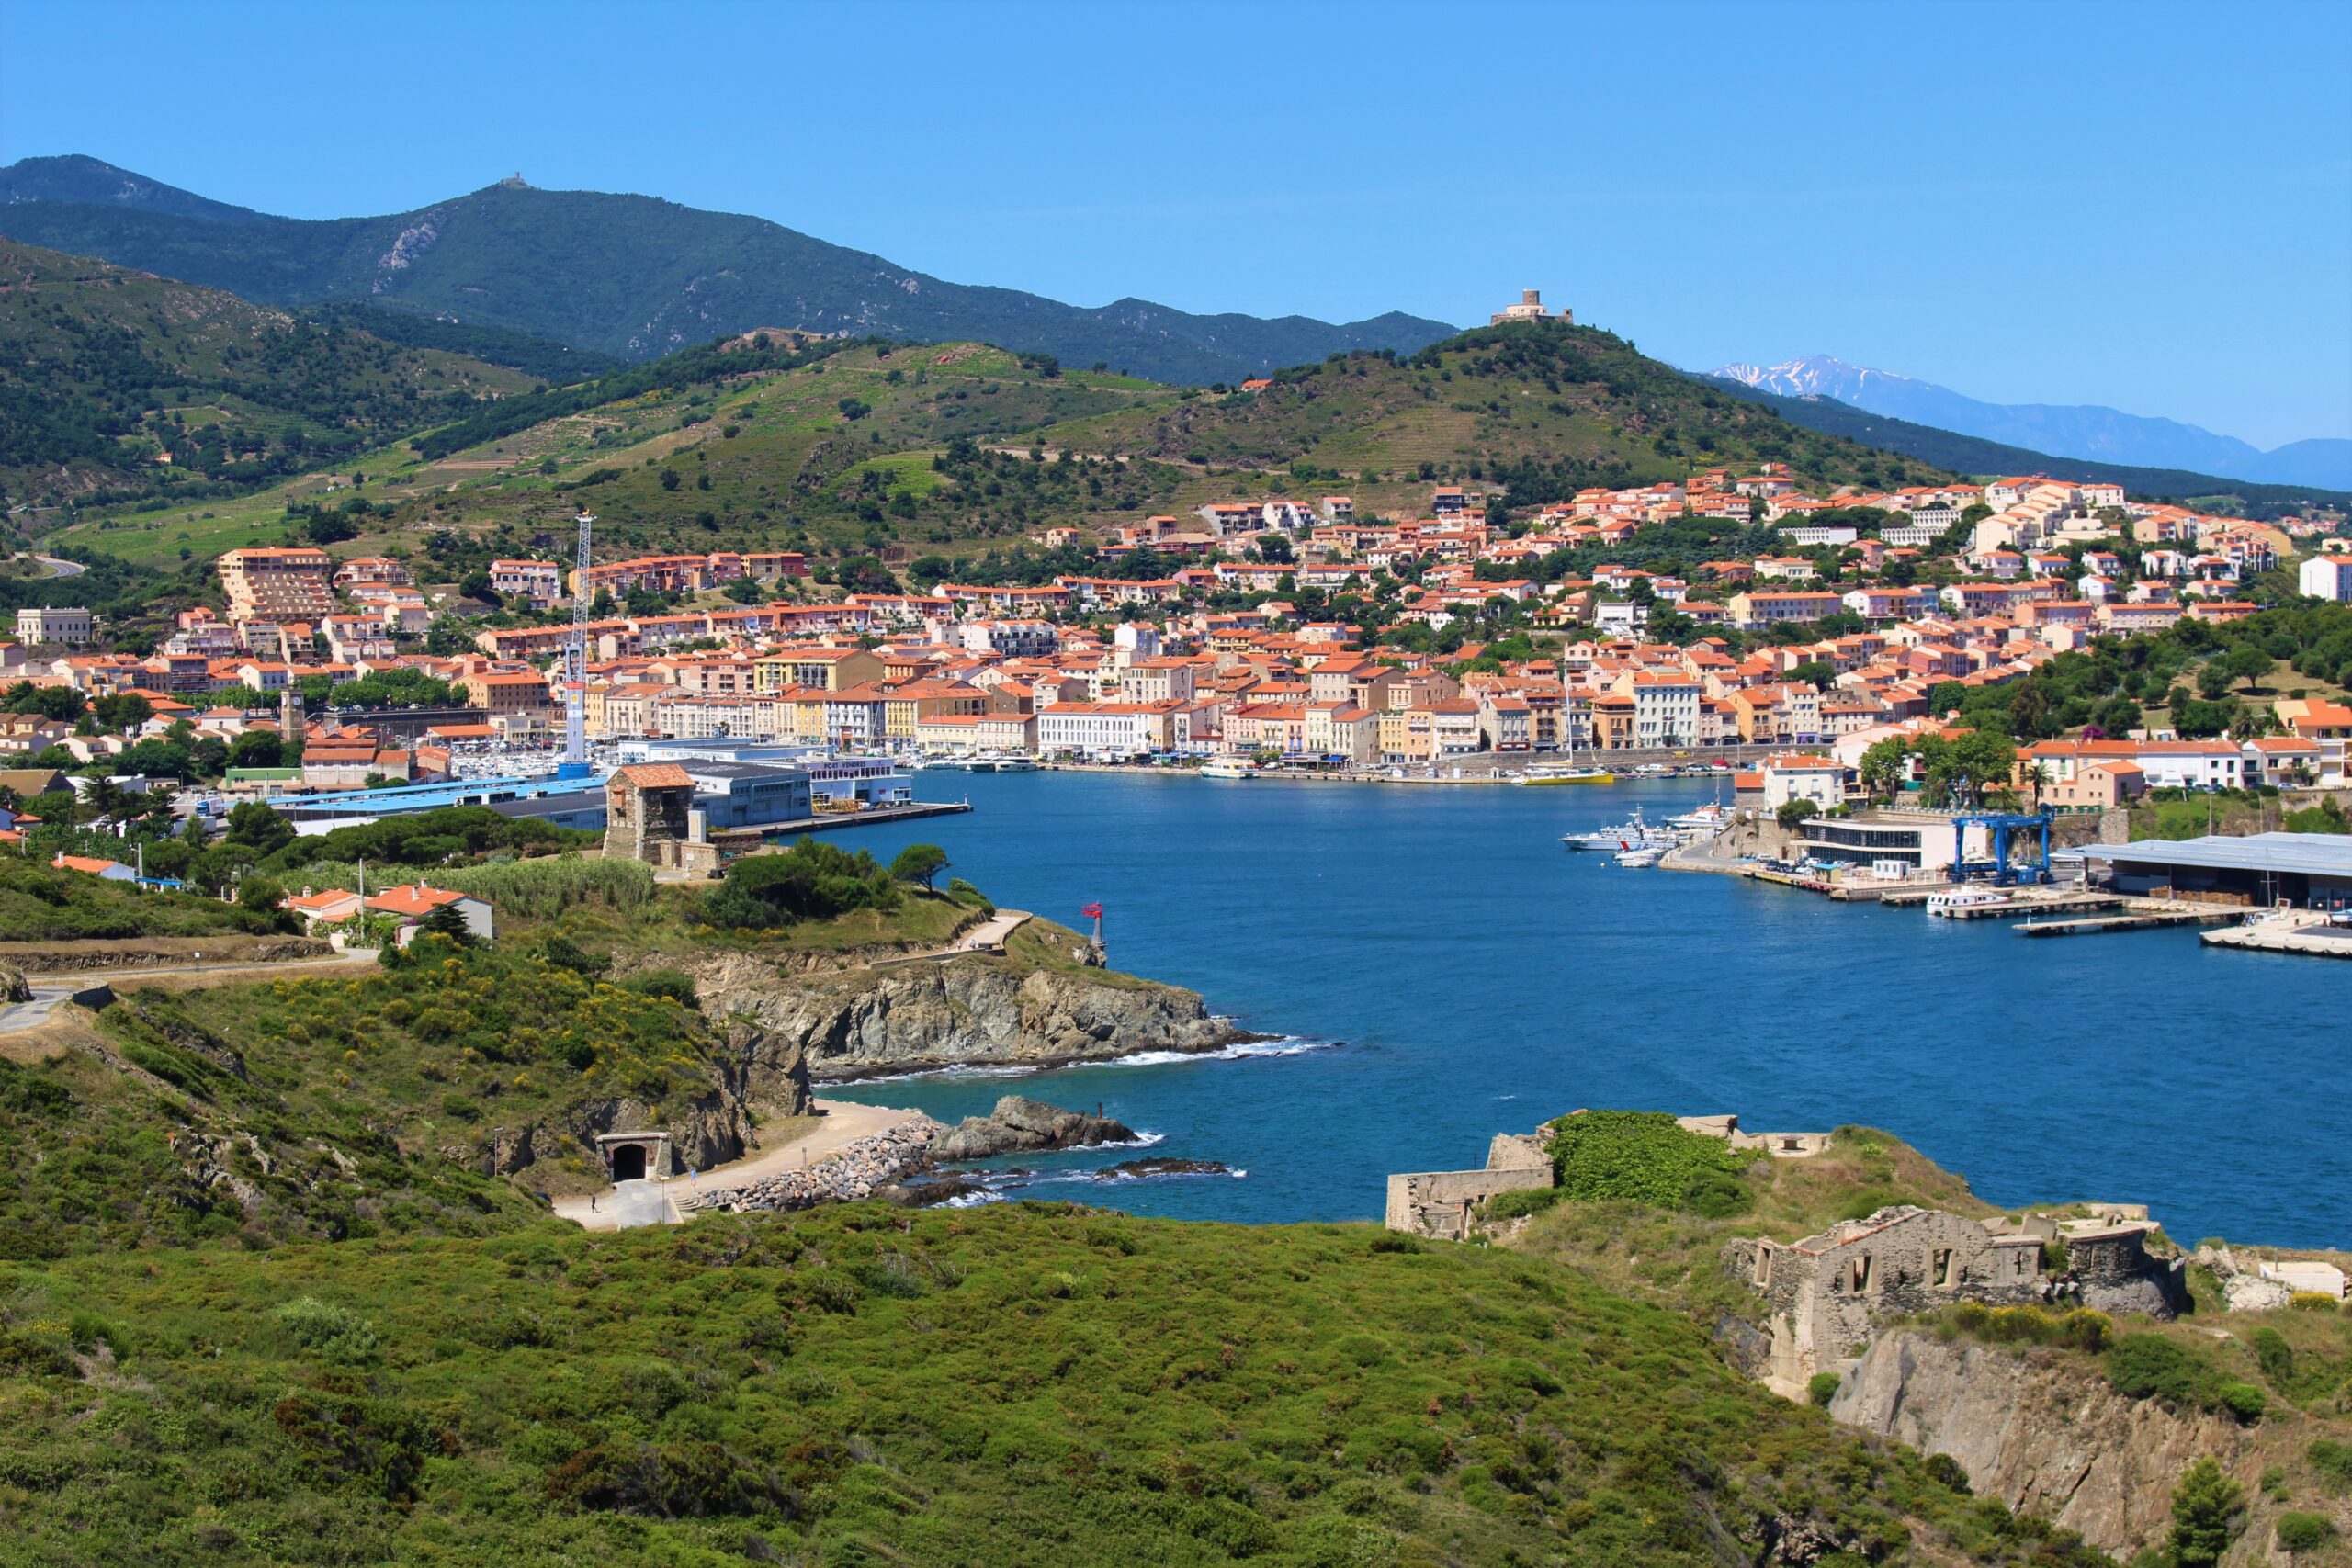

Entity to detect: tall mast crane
[565,509,594,766]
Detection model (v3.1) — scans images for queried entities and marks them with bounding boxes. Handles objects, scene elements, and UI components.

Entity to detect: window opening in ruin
[1933,1248,1954,1287]
[1850,1254,1871,1292]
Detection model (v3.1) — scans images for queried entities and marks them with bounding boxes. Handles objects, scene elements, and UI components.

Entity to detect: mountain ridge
[1712,353,2350,489]
[0,154,1458,386]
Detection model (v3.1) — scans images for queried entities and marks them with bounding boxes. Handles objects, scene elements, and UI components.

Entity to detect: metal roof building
[2083,832,2352,907]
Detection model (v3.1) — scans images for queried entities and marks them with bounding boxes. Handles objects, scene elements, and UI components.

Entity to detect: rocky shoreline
[686,1115,946,1213]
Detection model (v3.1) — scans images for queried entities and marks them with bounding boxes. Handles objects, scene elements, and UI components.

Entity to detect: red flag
[1080,902,1104,919]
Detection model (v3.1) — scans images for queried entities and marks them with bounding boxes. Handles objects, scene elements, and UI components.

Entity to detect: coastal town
[9,465,2348,792]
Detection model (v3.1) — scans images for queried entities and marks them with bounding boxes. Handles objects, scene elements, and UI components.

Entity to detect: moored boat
[1562,806,1677,852]
[1926,886,2011,917]
[1518,764,1616,785]
[1200,759,1260,781]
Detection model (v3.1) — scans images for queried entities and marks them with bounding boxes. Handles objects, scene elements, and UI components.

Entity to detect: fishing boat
[1612,844,1665,867]
[1561,806,1677,852]
[1200,759,1261,781]
[1925,886,2011,917]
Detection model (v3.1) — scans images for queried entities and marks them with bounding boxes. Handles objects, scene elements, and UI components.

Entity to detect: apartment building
[219,547,336,620]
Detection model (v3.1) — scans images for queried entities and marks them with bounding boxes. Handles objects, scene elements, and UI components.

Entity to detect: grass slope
[0,1202,2113,1566]
[0,240,532,509]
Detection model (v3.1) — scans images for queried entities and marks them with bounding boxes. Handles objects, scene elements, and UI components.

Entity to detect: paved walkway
[550,1098,925,1230]
[871,908,1031,966]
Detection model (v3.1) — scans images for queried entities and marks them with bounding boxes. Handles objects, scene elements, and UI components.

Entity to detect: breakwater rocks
[929,1095,1137,1161]
[688,1115,946,1213]
[692,950,1248,1080]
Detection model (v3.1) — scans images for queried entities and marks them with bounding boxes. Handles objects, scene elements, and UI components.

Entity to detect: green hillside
[0,239,533,511]
[0,1200,2115,1567]
[0,158,1457,384]
[50,334,1212,573]
[1044,321,1958,511]
[50,321,1962,581]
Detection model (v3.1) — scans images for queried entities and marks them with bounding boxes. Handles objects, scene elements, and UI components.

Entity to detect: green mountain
[1044,321,1959,505]
[40,324,1962,579]
[1713,378,2352,515]
[0,155,1457,385]
[0,238,533,509]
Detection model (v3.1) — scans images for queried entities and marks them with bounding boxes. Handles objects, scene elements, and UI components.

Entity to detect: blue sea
[826,772,2349,1249]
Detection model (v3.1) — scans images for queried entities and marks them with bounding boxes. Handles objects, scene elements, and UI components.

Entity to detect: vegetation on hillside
[0,171,1455,381]
[0,240,530,509]
[0,1200,2119,1566]
[1046,322,1957,505]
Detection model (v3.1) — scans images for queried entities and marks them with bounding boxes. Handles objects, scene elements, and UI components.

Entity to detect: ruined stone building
[1724,1204,2186,1394]
[1385,1132,1552,1240]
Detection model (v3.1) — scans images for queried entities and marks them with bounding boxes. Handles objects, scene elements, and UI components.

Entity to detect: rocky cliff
[477,1019,815,1181]
[688,951,1245,1080]
[1830,1331,2249,1558]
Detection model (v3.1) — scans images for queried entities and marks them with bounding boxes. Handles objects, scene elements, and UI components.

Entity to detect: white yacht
[1925,886,2011,917]
[1612,845,1665,868]
[1200,759,1260,781]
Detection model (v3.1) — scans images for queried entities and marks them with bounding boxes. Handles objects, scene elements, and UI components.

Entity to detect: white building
[2300,555,2352,603]
[16,606,92,646]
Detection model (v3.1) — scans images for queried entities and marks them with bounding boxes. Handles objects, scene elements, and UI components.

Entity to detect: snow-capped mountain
[1711,354,2348,490]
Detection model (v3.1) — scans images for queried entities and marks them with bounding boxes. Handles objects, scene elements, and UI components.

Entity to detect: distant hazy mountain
[1712,354,2350,491]
[0,155,1456,386]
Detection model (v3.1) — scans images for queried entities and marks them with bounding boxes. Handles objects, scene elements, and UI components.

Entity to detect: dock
[755,800,973,838]
[2200,915,2352,959]
[2016,901,2246,938]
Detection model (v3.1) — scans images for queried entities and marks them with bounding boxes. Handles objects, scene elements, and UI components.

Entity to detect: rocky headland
[681,943,1250,1080]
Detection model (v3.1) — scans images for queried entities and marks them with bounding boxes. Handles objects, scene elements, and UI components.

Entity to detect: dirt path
[550,1098,924,1230]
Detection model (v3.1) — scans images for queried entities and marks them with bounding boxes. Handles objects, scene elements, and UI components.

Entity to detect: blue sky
[4,0,2347,448]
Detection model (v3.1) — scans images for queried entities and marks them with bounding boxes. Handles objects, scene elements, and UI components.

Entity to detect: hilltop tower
[1490,288,1570,327]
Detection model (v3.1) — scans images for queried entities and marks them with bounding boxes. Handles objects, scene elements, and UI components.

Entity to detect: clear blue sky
[4,0,2347,447]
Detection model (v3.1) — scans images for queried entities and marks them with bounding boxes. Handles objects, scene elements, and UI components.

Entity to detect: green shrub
[622,968,697,1009]
[273,1296,380,1365]
[1482,1186,1563,1222]
[2275,1512,2335,1553]
[1542,1110,1755,1214]
[699,838,899,930]
[2311,1438,2352,1493]
[2252,1326,2293,1386]
[2107,1333,2264,1423]
[1807,1371,1842,1407]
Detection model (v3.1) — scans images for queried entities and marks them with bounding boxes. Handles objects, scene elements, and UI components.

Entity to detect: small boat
[1612,845,1665,867]
[1200,759,1260,781]
[1926,886,2011,917]
[1518,764,1616,786]
[1562,806,1676,852]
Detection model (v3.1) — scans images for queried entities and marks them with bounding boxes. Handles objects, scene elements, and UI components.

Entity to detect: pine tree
[2168,1456,2244,1568]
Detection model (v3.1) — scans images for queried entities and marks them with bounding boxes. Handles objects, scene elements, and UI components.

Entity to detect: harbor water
[828,771,2350,1248]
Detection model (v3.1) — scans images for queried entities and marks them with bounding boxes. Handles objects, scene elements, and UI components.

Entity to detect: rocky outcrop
[0,961,28,1003]
[1829,1331,2247,1557]
[694,952,1247,1080]
[483,1019,814,1179]
[928,1095,1136,1162]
